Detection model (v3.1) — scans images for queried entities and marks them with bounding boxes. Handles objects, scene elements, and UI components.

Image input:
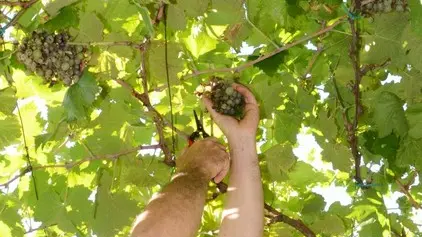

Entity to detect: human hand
[176,137,230,183]
[203,83,260,146]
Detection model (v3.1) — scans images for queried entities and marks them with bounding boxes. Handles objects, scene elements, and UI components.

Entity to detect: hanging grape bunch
[363,0,408,14]
[16,30,89,86]
[209,78,245,118]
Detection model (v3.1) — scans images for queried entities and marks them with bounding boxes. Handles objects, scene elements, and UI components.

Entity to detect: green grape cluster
[363,0,408,13]
[210,80,245,117]
[16,30,89,86]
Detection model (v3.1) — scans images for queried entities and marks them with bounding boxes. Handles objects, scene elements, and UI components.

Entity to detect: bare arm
[204,84,264,237]
[131,138,230,237]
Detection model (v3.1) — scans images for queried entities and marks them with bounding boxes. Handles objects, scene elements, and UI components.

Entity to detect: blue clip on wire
[342,3,361,20]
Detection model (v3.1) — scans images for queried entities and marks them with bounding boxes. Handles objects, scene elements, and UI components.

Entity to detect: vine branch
[68,41,145,48]
[182,15,347,80]
[1,0,39,31]
[0,144,161,188]
[16,102,38,200]
[396,179,422,209]
[265,203,316,237]
[206,181,315,237]
[0,0,34,7]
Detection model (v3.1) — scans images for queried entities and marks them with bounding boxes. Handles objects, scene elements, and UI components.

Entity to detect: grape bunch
[16,30,89,86]
[363,0,408,14]
[210,79,245,117]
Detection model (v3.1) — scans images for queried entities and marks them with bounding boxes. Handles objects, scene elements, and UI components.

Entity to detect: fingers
[202,96,222,123]
[233,83,258,105]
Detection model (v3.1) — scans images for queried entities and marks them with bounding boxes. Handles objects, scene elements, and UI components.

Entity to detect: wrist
[228,136,257,153]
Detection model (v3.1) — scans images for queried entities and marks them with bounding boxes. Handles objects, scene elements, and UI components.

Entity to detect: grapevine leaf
[167,4,187,31]
[274,110,302,144]
[183,30,218,58]
[361,13,409,66]
[44,6,80,31]
[363,131,400,164]
[45,0,78,17]
[302,193,325,215]
[321,143,353,172]
[17,1,43,28]
[408,0,422,36]
[263,143,297,181]
[178,0,210,17]
[0,87,16,115]
[138,6,155,38]
[372,91,409,138]
[397,136,422,170]
[0,117,21,147]
[74,12,104,42]
[248,52,287,77]
[288,162,328,189]
[250,75,283,118]
[63,71,99,121]
[406,103,422,139]
[206,0,244,25]
[91,172,140,237]
[148,41,184,85]
[311,215,346,235]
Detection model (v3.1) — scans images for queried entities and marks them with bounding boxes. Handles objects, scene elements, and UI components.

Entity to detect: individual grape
[46,35,54,44]
[33,49,42,60]
[225,86,234,95]
[61,62,70,71]
[25,49,33,56]
[396,4,404,11]
[76,45,83,53]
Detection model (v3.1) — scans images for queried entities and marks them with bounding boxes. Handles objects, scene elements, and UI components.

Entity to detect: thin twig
[0,144,161,187]
[182,15,347,80]
[16,102,38,200]
[360,58,391,76]
[396,179,422,209]
[24,224,57,234]
[302,46,324,80]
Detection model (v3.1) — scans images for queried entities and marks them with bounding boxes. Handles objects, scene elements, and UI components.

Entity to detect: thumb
[213,157,230,183]
[202,96,224,126]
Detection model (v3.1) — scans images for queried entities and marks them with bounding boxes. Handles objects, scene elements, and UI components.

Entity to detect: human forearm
[131,172,208,237]
[219,137,264,237]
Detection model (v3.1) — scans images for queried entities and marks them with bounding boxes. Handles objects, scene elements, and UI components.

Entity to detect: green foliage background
[1,0,422,236]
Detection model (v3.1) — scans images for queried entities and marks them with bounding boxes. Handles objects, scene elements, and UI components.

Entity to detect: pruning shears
[188,110,210,146]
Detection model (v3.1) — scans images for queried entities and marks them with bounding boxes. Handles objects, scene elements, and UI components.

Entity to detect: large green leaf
[263,143,297,181]
[372,91,409,138]
[321,143,353,172]
[74,12,104,42]
[63,71,99,121]
[0,87,16,115]
[397,136,422,170]
[0,116,21,146]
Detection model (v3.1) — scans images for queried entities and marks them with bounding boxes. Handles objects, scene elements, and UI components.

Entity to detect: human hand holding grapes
[203,83,259,148]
